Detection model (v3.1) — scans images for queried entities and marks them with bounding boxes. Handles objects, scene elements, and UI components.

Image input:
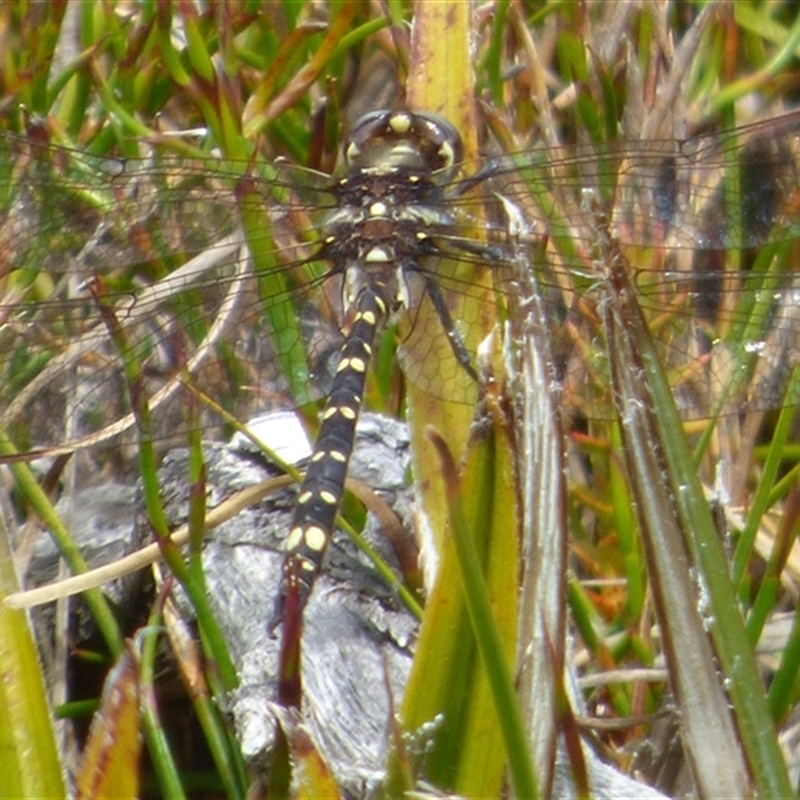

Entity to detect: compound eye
[412,112,464,171]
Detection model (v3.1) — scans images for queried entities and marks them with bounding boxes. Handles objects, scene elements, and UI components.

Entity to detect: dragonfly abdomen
[281,287,385,606]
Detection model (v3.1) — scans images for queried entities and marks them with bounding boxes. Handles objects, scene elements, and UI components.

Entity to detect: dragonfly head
[343,110,463,181]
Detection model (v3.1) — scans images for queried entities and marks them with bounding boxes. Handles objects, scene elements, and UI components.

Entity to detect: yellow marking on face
[389,113,411,134]
[438,140,455,167]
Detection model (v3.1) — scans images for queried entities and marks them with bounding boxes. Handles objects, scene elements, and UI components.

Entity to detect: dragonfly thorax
[318,111,468,315]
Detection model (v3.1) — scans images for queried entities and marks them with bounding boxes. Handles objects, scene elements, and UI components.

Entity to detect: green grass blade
[606,251,793,798]
[0,512,66,800]
[427,424,538,800]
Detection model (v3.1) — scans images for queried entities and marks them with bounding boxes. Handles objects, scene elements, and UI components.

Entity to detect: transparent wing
[0,132,342,476]
[428,109,800,423]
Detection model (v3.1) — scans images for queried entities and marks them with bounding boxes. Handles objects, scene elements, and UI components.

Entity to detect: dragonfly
[3,108,800,697]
